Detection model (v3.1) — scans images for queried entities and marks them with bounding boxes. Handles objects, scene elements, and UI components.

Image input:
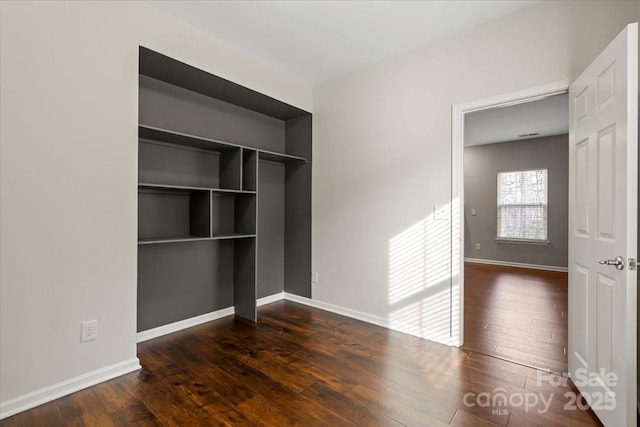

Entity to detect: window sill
[495,238,550,245]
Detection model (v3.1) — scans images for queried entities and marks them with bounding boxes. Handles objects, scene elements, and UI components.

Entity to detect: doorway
[460,93,569,373]
[450,80,569,350]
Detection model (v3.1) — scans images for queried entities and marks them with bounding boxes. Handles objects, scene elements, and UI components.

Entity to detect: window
[497,169,548,242]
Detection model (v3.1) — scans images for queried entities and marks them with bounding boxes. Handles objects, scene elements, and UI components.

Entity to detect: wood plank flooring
[463,262,568,373]
[1,300,601,426]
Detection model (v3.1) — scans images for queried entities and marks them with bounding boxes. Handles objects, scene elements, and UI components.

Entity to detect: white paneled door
[568,23,638,427]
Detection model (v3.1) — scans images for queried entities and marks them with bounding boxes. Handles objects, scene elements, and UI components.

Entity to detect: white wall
[311,1,639,343]
[0,0,310,407]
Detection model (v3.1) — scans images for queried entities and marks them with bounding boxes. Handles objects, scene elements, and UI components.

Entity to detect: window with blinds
[497,169,548,241]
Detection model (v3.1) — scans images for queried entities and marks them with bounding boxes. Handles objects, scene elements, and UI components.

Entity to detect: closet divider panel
[284,115,312,297]
[242,149,257,192]
[234,238,257,321]
[257,159,285,298]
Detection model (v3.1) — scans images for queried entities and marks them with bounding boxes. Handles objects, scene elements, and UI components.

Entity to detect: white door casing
[568,22,638,427]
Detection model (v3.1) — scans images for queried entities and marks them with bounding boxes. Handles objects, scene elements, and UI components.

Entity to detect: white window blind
[497,169,548,241]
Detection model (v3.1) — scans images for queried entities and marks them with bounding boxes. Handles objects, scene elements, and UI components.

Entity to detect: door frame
[450,80,569,347]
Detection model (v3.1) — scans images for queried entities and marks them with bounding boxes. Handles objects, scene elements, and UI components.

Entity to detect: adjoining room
[462,94,570,373]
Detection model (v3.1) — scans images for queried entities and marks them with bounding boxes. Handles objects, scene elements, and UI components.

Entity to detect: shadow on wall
[387,201,460,345]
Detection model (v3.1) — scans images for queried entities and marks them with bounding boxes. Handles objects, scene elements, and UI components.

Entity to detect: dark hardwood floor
[1,300,601,426]
[463,262,568,374]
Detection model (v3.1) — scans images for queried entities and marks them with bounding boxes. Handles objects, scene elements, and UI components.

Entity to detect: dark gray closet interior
[137,47,311,331]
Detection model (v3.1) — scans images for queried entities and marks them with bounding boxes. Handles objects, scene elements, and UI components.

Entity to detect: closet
[137,47,311,331]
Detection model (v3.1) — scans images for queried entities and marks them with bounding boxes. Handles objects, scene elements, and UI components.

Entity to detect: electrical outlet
[475,243,481,250]
[433,205,448,221]
[471,208,477,216]
[81,320,98,342]
[311,271,319,284]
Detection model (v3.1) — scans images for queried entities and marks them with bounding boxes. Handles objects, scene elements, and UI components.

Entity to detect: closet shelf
[140,125,239,152]
[258,150,306,163]
[212,233,256,240]
[138,234,256,245]
[138,236,211,245]
[139,182,256,194]
[139,125,307,163]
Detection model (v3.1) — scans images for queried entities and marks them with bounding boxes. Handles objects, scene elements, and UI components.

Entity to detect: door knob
[598,256,625,271]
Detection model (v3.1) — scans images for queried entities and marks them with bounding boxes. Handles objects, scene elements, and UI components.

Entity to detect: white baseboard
[284,293,454,346]
[284,292,390,329]
[0,357,141,420]
[136,292,286,343]
[137,306,235,343]
[465,257,568,272]
[257,292,285,306]
[139,291,452,348]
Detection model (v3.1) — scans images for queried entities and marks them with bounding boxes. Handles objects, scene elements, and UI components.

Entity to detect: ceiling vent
[518,132,540,138]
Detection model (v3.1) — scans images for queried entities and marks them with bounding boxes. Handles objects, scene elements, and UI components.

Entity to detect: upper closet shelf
[139,182,255,194]
[139,125,307,163]
[138,234,256,245]
[140,125,239,152]
[258,150,306,163]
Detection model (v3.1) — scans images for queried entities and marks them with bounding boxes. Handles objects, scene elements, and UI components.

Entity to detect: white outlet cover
[434,206,449,221]
[81,320,98,342]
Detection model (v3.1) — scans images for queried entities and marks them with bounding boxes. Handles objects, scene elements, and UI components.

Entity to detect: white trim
[495,238,550,245]
[0,358,141,420]
[257,292,285,306]
[284,293,455,346]
[284,293,390,330]
[136,306,235,343]
[136,292,285,343]
[465,257,568,272]
[453,81,569,113]
[451,80,569,348]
